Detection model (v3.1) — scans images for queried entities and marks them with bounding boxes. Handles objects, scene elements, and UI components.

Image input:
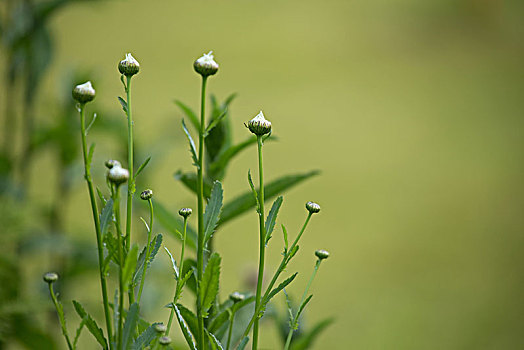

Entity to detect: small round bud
[315,249,330,260]
[154,323,167,334]
[105,159,121,169]
[305,201,321,214]
[140,189,153,200]
[229,292,245,303]
[107,166,129,186]
[246,111,272,136]
[158,336,172,345]
[194,51,219,77]
[178,208,192,218]
[43,272,58,284]
[72,81,95,104]
[118,53,140,76]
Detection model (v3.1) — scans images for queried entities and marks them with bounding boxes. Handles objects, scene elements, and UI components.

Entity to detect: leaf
[122,245,139,292]
[206,329,224,350]
[99,199,113,237]
[283,289,294,326]
[118,96,128,113]
[173,304,197,350]
[267,273,298,303]
[96,188,107,205]
[247,170,260,212]
[87,143,95,169]
[174,170,213,198]
[265,196,283,245]
[289,318,334,350]
[134,234,163,284]
[232,295,256,314]
[209,136,257,175]
[122,303,139,350]
[164,246,179,280]
[237,336,249,350]
[85,113,97,135]
[73,318,86,348]
[179,269,194,293]
[201,252,221,317]
[103,233,120,267]
[204,181,223,244]
[220,171,320,225]
[295,295,313,323]
[182,119,199,168]
[208,309,230,333]
[132,322,161,350]
[204,108,228,137]
[155,201,197,250]
[72,300,108,349]
[175,100,200,132]
[282,224,289,254]
[135,156,151,178]
[176,304,199,340]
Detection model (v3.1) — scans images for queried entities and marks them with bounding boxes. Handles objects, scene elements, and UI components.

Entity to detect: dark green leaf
[173,304,197,350]
[132,322,161,350]
[72,300,108,349]
[208,309,230,333]
[232,295,256,314]
[209,136,257,175]
[201,253,221,316]
[175,100,200,132]
[135,156,151,178]
[122,245,139,292]
[97,187,107,205]
[265,196,283,245]
[177,303,198,340]
[118,97,128,113]
[237,336,249,350]
[204,182,223,244]
[174,170,213,198]
[99,199,113,237]
[155,201,197,250]
[122,303,139,350]
[206,329,224,350]
[204,108,228,137]
[182,119,199,168]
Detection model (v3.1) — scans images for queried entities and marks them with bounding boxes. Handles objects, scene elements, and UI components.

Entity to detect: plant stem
[226,309,236,350]
[79,104,113,349]
[113,185,125,350]
[166,216,187,335]
[196,76,208,350]
[137,198,154,303]
[283,259,322,350]
[48,283,73,350]
[252,135,266,350]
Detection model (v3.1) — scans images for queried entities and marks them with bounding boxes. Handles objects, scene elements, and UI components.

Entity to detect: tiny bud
[305,201,321,214]
[158,336,172,345]
[107,166,129,186]
[105,159,121,169]
[140,189,153,200]
[229,292,245,303]
[246,111,272,136]
[194,51,219,77]
[118,53,140,76]
[43,272,58,284]
[178,207,192,218]
[154,323,167,334]
[72,81,95,104]
[315,249,330,260]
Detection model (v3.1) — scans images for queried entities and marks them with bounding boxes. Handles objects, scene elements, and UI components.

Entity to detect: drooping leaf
[118,96,128,113]
[72,300,108,349]
[99,199,113,237]
[173,304,197,350]
[182,119,199,168]
[204,181,223,244]
[132,322,161,350]
[220,171,320,225]
[175,100,200,132]
[122,303,139,350]
[265,196,283,245]
[122,245,139,292]
[155,201,197,250]
[201,253,221,316]
[174,170,212,198]
[135,156,151,178]
[209,136,257,175]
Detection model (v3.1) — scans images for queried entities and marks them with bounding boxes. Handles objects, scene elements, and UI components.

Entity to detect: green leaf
[122,303,139,350]
[237,336,249,350]
[73,318,86,348]
[97,188,107,205]
[174,170,213,198]
[99,199,113,237]
[177,303,198,341]
[182,119,199,169]
[164,246,179,280]
[122,245,139,292]
[209,136,257,175]
[208,309,230,334]
[247,170,260,212]
[103,233,120,267]
[289,318,334,350]
[204,181,223,244]
[265,196,283,245]
[204,108,228,137]
[232,295,256,314]
[134,234,163,284]
[155,201,197,250]
[206,329,224,350]
[72,300,108,349]
[85,113,98,135]
[118,96,128,113]
[201,252,221,317]
[220,171,320,225]
[175,100,200,132]
[132,322,161,350]
[87,143,95,169]
[282,224,289,254]
[135,156,151,178]
[267,273,298,303]
[173,304,197,350]
[283,289,294,326]
[295,295,313,324]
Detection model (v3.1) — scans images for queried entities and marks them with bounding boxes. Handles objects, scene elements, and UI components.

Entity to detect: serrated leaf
[155,201,197,250]
[295,295,313,323]
[267,273,298,303]
[201,252,221,316]
[220,171,320,225]
[177,304,198,340]
[209,136,257,175]
[122,303,139,350]
[237,336,249,350]
[164,246,179,280]
[118,96,128,113]
[204,108,228,137]
[122,245,139,292]
[178,269,194,295]
[265,196,283,245]
[134,234,163,284]
[247,170,260,212]
[99,199,113,237]
[174,170,213,198]
[72,300,108,349]
[206,329,224,350]
[173,304,197,350]
[131,322,161,350]
[282,224,289,253]
[175,100,200,132]
[135,156,151,178]
[204,182,223,244]
[182,119,199,168]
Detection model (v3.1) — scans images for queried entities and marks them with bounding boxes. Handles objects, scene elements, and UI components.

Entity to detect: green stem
[196,76,208,350]
[137,198,154,303]
[48,283,73,350]
[252,135,266,350]
[79,104,113,349]
[226,310,236,350]
[283,259,322,350]
[113,185,125,350]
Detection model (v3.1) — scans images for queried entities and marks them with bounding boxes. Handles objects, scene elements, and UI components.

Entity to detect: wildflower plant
[44,51,331,349]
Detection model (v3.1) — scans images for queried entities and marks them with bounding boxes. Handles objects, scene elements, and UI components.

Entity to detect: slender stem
[226,310,236,350]
[252,135,266,350]
[48,283,74,350]
[137,198,154,303]
[113,185,125,350]
[124,77,135,305]
[284,259,322,350]
[79,104,113,349]
[196,76,208,350]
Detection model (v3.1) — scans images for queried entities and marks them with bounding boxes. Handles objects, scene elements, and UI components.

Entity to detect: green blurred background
[2,0,524,348]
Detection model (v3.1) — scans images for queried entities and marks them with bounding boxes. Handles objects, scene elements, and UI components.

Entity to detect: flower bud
[158,336,171,345]
[229,292,245,303]
[118,53,140,76]
[140,189,153,200]
[305,201,320,214]
[43,272,58,284]
[194,51,219,77]
[154,323,167,334]
[105,159,121,169]
[107,166,129,186]
[246,111,271,136]
[315,249,330,260]
[178,207,192,218]
[72,81,95,104]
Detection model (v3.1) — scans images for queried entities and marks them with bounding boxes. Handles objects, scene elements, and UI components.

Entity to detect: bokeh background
[1,0,524,348]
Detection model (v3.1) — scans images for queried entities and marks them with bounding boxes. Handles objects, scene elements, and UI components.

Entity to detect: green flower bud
[43,272,58,284]
[154,323,167,334]
[315,249,330,260]
[246,111,271,136]
[107,165,129,185]
[178,207,192,218]
[140,189,153,200]
[105,159,121,169]
[194,51,219,77]
[118,53,140,76]
[72,81,95,104]
[229,292,245,303]
[158,336,171,345]
[305,201,320,214]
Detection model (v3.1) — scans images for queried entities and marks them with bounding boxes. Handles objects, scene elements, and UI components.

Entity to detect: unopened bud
[246,111,271,136]
[107,166,129,186]
[72,81,95,104]
[154,323,167,334]
[140,189,153,200]
[178,207,192,218]
[43,272,58,284]
[229,292,245,303]
[315,249,330,260]
[194,51,219,77]
[118,53,140,76]
[305,201,320,214]
[105,159,121,169]
[158,336,171,345]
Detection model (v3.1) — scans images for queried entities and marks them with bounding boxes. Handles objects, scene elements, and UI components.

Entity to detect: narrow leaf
[175,100,200,132]
[267,273,298,302]
[132,322,161,350]
[282,224,289,253]
[99,199,113,236]
[204,181,223,244]
[177,304,198,340]
[295,295,313,321]
[122,303,139,350]
[289,318,334,350]
[85,113,97,135]
[208,310,230,333]
[173,304,197,350]
[155,201,197,250]
[164,246,179,280]
[87,143,95,168]
[122,245,139,292]
[118,96,128,113]
[206,329,224,350]
[201,253,221,316]
[247,170,260,212]
[135,156,151,178]
[73,319,86,348]
[96,188,107,205]
[134,234,163,284]
[209,136,257,174]
[265,196,283,245]
[204,108,228,137]
[182,119,199,168]
[72,300,108,349]
[174,170,213,198]
[237,336,249,350]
